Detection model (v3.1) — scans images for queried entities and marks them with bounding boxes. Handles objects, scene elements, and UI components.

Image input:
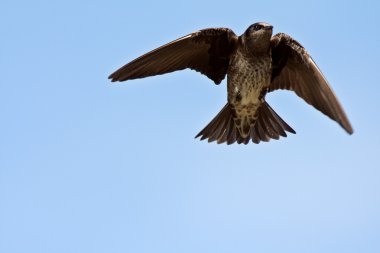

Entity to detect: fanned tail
[195,102,296,145]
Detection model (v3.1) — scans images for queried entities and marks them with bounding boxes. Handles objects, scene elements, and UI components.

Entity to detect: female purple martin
[109,22,353,144]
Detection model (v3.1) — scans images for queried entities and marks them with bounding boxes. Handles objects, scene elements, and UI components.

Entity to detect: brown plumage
[109,22,353,144]
[109,28,236,84]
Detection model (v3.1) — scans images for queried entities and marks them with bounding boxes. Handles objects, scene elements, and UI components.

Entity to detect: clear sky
[1,0,379,252]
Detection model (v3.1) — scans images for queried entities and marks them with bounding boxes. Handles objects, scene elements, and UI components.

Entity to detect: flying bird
[109,22,353,144]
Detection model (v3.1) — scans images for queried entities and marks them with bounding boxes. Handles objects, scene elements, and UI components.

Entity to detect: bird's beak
[263,25,273,30]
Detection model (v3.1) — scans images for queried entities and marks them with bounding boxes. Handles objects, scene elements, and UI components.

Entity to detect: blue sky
[1,0,379,252]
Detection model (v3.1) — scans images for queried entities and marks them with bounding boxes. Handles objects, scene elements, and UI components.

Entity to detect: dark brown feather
[109,28,238,84]
[270,33,353,134]
[196,102,295,144]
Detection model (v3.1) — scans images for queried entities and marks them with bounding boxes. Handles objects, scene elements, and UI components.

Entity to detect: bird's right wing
[109,28,238,84]
[270,33,353,134]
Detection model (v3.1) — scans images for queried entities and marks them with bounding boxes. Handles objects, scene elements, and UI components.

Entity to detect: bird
[109,22,353,145]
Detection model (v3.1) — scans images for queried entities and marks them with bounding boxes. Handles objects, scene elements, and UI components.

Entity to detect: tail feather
[195,103,230,141]
[259,113,279,140]
[196,102,295,145]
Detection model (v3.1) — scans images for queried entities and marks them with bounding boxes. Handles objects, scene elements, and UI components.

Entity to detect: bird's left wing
[109,28,238,84]
[270,33,353,134]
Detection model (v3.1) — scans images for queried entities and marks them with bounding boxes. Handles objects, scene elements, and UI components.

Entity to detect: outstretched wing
[270,33,353,134]
[109,28,238,84]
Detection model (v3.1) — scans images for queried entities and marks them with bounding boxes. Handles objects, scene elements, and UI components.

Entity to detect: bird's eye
[254,25,262,30]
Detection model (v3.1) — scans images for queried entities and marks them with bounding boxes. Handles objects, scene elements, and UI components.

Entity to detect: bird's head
[242,22,273,52]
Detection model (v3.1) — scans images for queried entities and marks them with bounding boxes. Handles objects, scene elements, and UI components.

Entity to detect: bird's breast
[226,50,272,137]
[227,50,272,106]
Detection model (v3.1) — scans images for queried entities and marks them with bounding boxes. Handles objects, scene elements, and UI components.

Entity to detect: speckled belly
[227,51,272,137]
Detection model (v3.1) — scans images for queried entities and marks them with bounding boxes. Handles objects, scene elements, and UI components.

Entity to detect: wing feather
[270,33,353,134]
[109,28,238,84]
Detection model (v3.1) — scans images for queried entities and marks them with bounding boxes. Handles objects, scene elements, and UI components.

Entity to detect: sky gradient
[1,0,380,253]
